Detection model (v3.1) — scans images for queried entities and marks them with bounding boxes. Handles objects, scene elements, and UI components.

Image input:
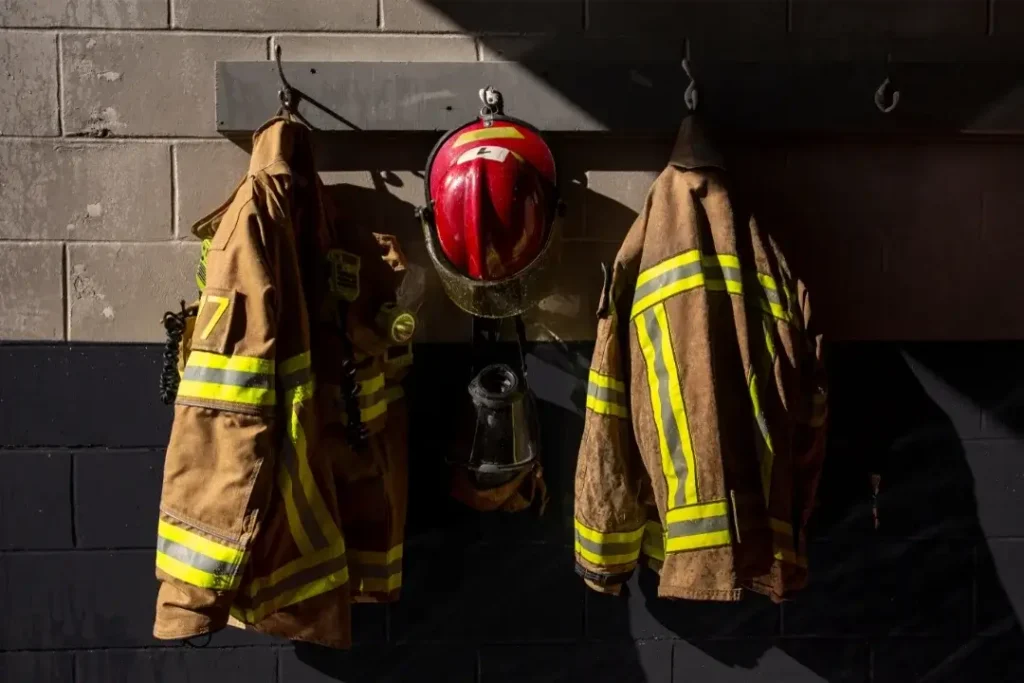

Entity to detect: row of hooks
[680,57,900,114]
[273,45,903,120]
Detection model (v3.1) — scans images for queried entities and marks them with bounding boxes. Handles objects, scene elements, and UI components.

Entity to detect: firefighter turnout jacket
[574,116,828,603]
[154,117,412,648]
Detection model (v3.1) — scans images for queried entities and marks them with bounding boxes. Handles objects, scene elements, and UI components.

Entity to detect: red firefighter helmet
[419,92,561,318]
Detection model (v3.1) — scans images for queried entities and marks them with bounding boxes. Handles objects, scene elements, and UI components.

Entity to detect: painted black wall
[1,341,1022,682]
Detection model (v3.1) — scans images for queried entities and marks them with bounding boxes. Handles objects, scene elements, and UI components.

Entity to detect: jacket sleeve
[153,197,280,640]
[574,233,647,595]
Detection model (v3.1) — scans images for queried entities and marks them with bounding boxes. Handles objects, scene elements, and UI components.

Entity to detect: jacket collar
[248,115,314,179]
[668,115,726,171]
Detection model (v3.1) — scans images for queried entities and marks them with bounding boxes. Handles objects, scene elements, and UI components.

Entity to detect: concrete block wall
[2,1,1024,682]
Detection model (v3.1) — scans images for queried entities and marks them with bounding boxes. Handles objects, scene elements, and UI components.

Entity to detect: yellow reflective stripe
[635,250,701,288]
[246,539,346,597]
[279,351,311,376]
[574,520,644,545]
[452,126,525,147]
[234,565,350,624]
[770,518,793,535]
[383,386,405,404]
[640,304,698,507]
[349,545,404,565]
[278,465,316,557]
[157,551,240,590]
[665,529,732,553]
[355,574,402,593]
[632,272,705,317]
[285,387,344,550]
[588,370,625,393]
[157,520,244,565]
[641,521,666,561]
[187,351,274,375]
[585,395,628,418]
[703,253,741,270]
[705,278,745,295]
[665,500,729,524]
[575,542,639,567]
[358,373,385,396]
[176,380,275,406]
[361,398,387,422]
[774,548,808,568]
[751,317,778,504]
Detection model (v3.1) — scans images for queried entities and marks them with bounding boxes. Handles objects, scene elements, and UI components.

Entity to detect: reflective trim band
[350,547,404,593]
[245,539,345,599]
[586,370,628,418]
[156,520,246,590]
[278,436,328,556]
[176,379,276,407]
[383,386,405,404]
[234,550,349,624]
[279,365,312,392]
[453,126,525,147]
[574,519,643,567]
[588,370,625,393]
[665,500,732,553]
[350,545,404,565]
[279,351,311,376]
[182,365,273,390]
[354,575,402,593]
[187,350,274,375]
[636,303,698,509]
[641,521,666,561]
[358,373,385,396]
[631,251,789,321]
[774,548,809,568]
[750,317,779,504]
[361,399,388,422]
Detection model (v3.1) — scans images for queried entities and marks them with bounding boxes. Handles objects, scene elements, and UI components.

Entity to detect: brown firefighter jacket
[574,117,828,603]
[154,117,412,649]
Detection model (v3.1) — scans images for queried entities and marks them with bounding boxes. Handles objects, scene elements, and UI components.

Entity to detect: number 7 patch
[191,287,238,355]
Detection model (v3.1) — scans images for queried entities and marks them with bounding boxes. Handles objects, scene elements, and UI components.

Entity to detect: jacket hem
[657,584,743,601]
[153,623,222,641]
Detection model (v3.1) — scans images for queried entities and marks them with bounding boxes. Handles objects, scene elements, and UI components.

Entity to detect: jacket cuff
[574,560,634,595]
[153,581,233,641]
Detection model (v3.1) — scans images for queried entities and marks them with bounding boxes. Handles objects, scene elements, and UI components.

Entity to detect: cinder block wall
[2,2,1024,682]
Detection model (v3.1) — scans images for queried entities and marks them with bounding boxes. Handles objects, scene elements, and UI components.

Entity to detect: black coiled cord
[336,301,368,450]
[159,300,197,405]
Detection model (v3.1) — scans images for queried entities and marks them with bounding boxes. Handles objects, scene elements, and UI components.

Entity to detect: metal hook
[478,85,504,122]
[682,58,699,112]
[874,76,899,114]
[274,44,297,112]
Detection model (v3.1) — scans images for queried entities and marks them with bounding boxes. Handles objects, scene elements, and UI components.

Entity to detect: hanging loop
[874,76,899,114]
[274,44,298,113]
[478,85,505,122]
[682,58,699,112]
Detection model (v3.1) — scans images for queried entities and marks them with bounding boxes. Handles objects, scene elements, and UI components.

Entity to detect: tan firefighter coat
[154,117,412,649]
[574,116,828,603]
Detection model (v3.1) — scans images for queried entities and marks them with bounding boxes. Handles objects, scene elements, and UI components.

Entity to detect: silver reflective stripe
[351,559,403,579]
[633,260,703,303]
[157,535,237,576]
[755,411,770,439]
[667,514,730,539]
[759,284,782,304]
[639,308,689,509]
[242,554,348,607]
[702,263,742,283]
[574,533,641,557]
[280,434,329,552]
[279,365,313,391]
[182,365,273,389]
[586,383,622,403]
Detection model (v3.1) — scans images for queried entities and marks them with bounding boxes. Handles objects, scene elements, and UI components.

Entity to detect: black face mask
[450,363,540,490]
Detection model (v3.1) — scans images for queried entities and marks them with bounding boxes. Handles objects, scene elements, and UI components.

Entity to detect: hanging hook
[682,57,699,112]
[874,76,899,114]
[274,44,297,113]
[478,85,504,123]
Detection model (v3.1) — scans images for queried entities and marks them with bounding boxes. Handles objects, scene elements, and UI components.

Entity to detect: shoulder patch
[327,249,361,302]
[190,288,239,355]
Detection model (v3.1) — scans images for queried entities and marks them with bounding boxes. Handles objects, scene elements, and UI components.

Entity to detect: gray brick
[873,635,1024,683]
[480,642,672,683]
[67,242,199,342]
[75,449,163,548]
[383,0,582,32]
[791,0,987,35]
[0,345,172,448]
[174,141,250,238]
[76,648,277,683]
[0,451,72,549]
[0,0,167,28]
[586,170,659,240]
[274,34,477,61]
[0,141,171,240]
[0,31,58,136]
[62,33,266,137]
[0,242,64,341]
[175,0,376,30]
[588,0,786,39]
[0,652,73,683]
[0,550,277,648]
[673,639,868,682]
[281,644,476,683]
[479,35,680,62]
